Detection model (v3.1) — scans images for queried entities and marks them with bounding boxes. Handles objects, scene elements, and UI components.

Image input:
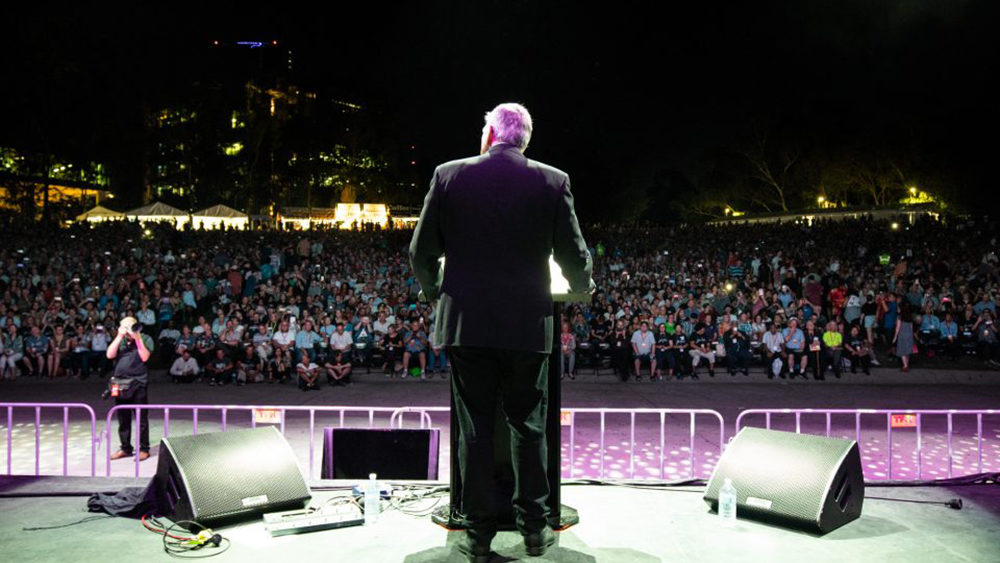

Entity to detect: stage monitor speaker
[154,427,311,529]
[704,427,864,534]
[321,428,440,480]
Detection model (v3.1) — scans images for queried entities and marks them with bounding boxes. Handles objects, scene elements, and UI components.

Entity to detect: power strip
[263,503,364,536]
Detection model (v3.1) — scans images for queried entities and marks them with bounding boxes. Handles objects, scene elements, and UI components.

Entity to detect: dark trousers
[727,348,751,372]
[447,345,549,541]
[820,349,843,378]
[116,384,150,454]
[849,352,871,373]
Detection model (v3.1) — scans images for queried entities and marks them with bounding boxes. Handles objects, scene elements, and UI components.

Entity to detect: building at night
[0,146,112,220]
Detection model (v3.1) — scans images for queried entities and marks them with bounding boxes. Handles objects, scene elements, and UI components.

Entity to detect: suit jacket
[409,142,593,353]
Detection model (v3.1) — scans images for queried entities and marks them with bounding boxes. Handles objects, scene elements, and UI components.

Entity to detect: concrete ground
[0,476,998,563]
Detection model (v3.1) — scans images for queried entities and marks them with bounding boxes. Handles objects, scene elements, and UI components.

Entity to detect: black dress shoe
[524,526,556,556]
[457,533,491,562]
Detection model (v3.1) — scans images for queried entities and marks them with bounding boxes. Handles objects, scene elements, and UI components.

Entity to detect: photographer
[106,317,153,462]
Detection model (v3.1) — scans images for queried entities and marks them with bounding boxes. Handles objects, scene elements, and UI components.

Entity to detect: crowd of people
[0,213,997,391]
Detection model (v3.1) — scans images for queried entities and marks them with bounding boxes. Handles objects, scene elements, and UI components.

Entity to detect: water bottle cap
[724,477,732,484]
[369,473,377,480]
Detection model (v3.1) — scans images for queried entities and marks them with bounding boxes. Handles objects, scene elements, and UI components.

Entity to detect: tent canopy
[76,205,124,221]
[192,204,247,219]
[126,202,188,217]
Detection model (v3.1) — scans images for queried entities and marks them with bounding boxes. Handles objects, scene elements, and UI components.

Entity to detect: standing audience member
[894,302,916,372]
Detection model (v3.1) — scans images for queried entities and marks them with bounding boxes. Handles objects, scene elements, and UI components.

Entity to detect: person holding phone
[106,316,154,461]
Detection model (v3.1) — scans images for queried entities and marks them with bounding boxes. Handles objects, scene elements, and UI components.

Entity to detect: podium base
[430,504,579,531]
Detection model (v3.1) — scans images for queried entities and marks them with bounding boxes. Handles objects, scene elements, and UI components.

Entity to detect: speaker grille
[704,427,863,533]
[160,427,310,524]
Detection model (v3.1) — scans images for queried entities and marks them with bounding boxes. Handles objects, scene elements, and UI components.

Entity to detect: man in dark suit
[410,102,592,561]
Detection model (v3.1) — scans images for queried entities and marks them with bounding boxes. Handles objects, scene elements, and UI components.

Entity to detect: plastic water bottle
[364,473,380,525]
[718,477,737,526]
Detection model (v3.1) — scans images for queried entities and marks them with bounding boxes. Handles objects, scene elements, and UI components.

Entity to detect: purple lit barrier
[561,408,726,481]
[735,408,1000,481]
[103,404,426,478]
[389,407,445,429]
[0,403,98,477]
[389,406,727,481]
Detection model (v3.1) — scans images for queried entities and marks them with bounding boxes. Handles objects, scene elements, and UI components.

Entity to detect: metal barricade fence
[104,404,438,478]
[561,408,727,480]
[735,408,1000,481]
[6,403,995,482]
[0,403,98,477]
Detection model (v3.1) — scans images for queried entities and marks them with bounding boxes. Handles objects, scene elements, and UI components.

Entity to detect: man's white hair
[484,102,533,150]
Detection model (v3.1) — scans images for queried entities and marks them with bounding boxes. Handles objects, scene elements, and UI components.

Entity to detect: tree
[740,128,800,213]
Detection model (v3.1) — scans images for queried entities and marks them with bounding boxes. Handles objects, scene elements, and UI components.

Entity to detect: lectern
[431,257,590,530]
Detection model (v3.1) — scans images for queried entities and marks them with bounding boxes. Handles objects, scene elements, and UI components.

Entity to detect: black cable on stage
[23,514,113,531]
[865,496,964,509]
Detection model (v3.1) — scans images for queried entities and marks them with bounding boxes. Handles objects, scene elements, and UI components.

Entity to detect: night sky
[6,2,998,217]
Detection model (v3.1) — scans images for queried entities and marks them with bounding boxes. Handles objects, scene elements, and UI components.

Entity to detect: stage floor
[0,477,998,562]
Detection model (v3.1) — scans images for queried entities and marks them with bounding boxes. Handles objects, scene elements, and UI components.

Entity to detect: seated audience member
[610,319,631,381]
[174,325,196,359]
[940,312,959,361]
[820,321,844,379]
[669,329,693,379]
[158,320,181,364]
[803,319,824,380]
[725,325,751,376]
[271,320,296,372]
[324,349,352,386]
[762,323,785,379]
[219,319,243,358]
[294,320,321,364]
[50,324,72,377]
[974,311,1000,367]
[427,328,448,377]
[328,322,353,359]
[353,315,375,367]
[86,325,112,378]
[1,325,25,380]
[236,344,263,383]
[194,323,218,366]
[918,305,942,354]
[631,321,656,381]
[69,323,90,378]
[382,324,403,376]
[561,321,577,380]
[402,320,428,379]
[24,325,50,377]
[690,323,716,377]
[296,350,320,391]
[782,318,806,379]
[169,349,199,383]
[844,324,872,375]
[205,348,235,386]
[654,323,671,378]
